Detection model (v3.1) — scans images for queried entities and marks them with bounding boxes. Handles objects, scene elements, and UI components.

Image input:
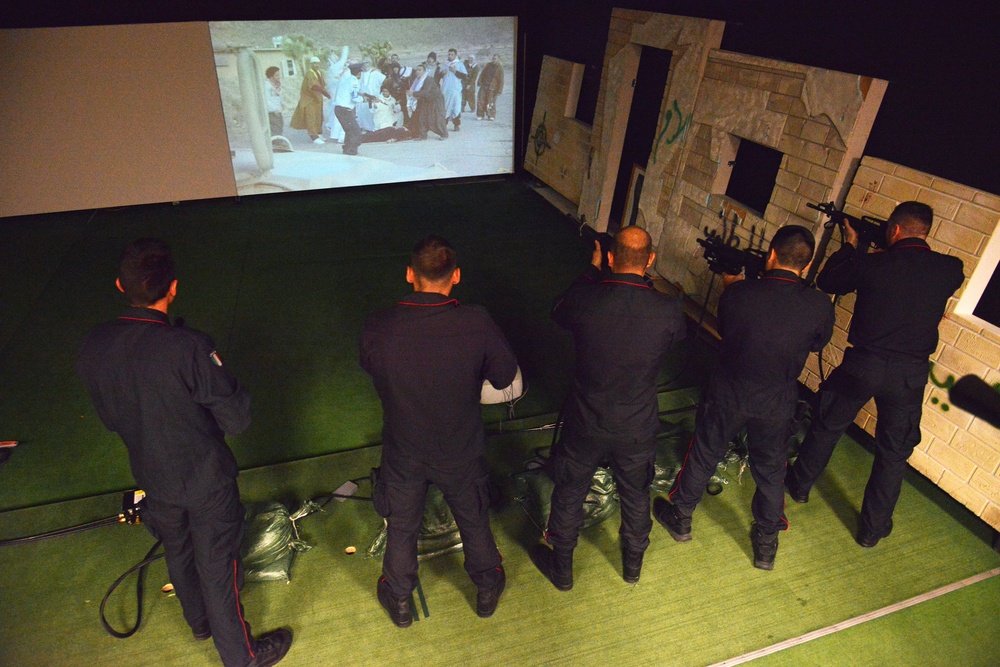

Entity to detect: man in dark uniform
[530,226,686,589]
[360,236,518,626]
[786,201,965,547]
[654,226,834,570]
[76,239,291,667]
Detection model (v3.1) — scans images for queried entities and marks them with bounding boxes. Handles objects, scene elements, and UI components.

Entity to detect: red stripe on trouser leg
[667,435,696,501]
[233,559,254,659]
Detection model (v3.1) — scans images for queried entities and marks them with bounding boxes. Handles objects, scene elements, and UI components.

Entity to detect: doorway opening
[607,45,672,233]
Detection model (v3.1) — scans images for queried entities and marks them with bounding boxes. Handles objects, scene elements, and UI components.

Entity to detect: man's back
[360,292,517,463]
[817,238,964,359]
[715,271,834,415]
[553,269,685,442]
[76,307,250,502]
[719,270,833,386]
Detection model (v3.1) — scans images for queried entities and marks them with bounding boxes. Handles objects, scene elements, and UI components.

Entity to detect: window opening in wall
[285,59,297,77]
[725,138,783,216]
[973,268,1000,326]
[955,226,1000,333]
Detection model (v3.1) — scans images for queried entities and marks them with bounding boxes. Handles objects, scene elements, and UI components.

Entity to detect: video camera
[807,201,888,252]
[696,228,767,280]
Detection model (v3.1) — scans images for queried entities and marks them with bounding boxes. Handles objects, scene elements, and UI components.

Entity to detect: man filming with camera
[655,225,834,570]
[785,201,965,548]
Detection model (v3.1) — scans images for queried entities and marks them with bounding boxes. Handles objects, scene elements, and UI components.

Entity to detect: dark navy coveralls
[360,292,518,599]
[77,307,256,667]
[788,238,964,536]
[669,269,834,533]
[547,266,686,556]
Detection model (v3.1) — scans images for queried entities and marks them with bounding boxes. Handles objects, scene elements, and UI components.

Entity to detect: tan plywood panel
[0,23,236,218]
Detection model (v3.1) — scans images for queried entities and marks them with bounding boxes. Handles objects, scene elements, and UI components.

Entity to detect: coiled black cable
[100,540,164,638]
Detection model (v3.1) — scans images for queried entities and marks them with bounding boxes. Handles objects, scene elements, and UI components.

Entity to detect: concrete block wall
[589,8,651,158]
[523,56,593,204]
[579,10,723,234]
[823,156,1000,531]
[656,50,885,305]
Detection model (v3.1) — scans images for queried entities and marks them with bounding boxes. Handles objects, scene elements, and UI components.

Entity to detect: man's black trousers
[374,454,503,599]
[670,398,791,533]
[788,347,926,536]
[546,435,657,555]
[144,480,257,667]
[334,105,362,155]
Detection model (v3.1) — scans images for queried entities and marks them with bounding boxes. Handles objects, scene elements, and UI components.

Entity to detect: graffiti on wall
[927,361,1000,414]
[652,99,690,165]
[721,199,747,228]
[531,111,552,160]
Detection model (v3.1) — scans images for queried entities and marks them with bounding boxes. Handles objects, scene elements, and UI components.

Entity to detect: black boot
[750,523,779,570]
[653,497,692,542]
[377,576,413,628]
[476,566,506,618]
[856,518,893,548]
[622,547,644,584]
[529,544,573,591]
[247,628,293,667]
[784,475,809,503]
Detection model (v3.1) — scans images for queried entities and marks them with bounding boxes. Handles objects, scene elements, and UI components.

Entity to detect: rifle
[806,201,888,253]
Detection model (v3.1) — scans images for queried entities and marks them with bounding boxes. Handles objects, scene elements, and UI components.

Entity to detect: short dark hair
[611,227,652,272]
[888,200,933,237]
[411,236,457,282]
[769,225,815,270]
[427,51,437,61]
[118,238,176,306]
[265,66,279,78]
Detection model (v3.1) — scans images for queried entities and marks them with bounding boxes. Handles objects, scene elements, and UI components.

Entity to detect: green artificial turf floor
[1,421,997,666]
[1,180,997,665]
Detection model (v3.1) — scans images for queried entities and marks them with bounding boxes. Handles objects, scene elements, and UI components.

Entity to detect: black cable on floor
[0,515,121,548]
[100,540,164,639]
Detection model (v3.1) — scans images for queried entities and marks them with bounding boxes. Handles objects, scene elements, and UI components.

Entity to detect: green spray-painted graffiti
[652,99,690,165]
[927,362,1000,414]
[928,361,955,412]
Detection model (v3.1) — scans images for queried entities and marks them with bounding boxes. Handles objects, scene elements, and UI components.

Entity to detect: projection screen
[209,18,516,197]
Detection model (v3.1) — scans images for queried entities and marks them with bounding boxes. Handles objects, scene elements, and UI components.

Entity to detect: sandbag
[241,501,314,583]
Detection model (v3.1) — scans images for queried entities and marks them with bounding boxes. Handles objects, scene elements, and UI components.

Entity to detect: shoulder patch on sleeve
[209,351,223,367]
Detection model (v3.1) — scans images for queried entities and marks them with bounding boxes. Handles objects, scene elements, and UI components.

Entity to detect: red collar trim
[600,279,651,290]
[763,276,800,284]
[118,316,168,325]
[893,240,930,251]
[397,298,459,307]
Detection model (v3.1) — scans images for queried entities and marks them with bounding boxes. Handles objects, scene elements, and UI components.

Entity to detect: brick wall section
[822,156,1000,530]
[658,50,869,302]
[523,56,593,204]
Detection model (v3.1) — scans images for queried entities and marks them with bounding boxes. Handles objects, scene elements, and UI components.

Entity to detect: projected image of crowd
[212,18,515,193]
[279,49,505,155]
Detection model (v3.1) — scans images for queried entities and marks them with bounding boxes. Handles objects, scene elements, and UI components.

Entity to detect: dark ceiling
[4,0,998,195]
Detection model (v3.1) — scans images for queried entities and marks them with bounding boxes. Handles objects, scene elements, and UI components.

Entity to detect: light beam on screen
[209,18,516,197]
